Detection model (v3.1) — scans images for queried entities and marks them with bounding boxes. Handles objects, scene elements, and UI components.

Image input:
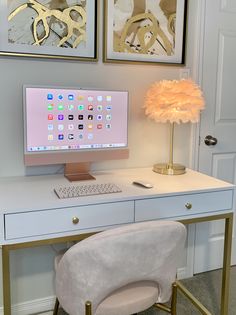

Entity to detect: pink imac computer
[23,86,129,181]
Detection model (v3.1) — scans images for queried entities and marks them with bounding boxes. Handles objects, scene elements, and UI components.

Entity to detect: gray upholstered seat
[54,220,186,315]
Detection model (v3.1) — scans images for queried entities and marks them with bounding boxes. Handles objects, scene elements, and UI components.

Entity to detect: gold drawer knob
[72,217,79,224]
[185,203,192,210]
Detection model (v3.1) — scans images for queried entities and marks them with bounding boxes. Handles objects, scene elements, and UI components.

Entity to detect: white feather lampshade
[144,79,205,175]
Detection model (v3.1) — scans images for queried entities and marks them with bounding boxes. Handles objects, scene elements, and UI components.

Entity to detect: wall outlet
[179,68,190,79]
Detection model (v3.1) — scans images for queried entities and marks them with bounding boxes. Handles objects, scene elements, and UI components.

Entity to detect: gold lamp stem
[168,122,174,169]
[153,122,186,175]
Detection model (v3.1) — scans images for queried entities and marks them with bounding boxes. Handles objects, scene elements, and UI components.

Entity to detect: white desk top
[0,167,234,214]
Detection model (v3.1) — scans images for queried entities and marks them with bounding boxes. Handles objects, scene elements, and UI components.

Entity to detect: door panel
[216,32,236,121]
[195,0,236,273]
[221,0,236,12]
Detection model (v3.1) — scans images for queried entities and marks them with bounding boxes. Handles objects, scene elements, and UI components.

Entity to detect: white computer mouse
[132,181,153,189]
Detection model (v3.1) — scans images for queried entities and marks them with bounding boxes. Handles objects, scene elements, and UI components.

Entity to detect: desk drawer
[5,201,134,240]
[135,190,233,221]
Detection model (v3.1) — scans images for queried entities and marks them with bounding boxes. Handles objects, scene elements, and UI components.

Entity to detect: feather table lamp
[144,79,205,175]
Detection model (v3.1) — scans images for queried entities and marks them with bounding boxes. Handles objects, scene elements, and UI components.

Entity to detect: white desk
[0,168,234,315]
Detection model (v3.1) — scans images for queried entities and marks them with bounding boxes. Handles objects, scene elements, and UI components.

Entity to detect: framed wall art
[103,0,187,65]
[0,0,98,61]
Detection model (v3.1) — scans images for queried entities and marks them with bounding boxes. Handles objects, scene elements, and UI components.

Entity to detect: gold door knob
[185,203,192,210]
[72,217,79,224]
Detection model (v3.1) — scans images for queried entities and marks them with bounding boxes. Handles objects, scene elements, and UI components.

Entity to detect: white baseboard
[0,296,55,315]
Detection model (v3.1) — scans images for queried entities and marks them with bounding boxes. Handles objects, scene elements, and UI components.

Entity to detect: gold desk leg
[220,213,233,315]
[2,245,11,315]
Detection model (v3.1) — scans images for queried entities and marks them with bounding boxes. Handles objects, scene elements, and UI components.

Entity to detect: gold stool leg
[154,282,178,314]
[175,280,211,315]
[171,282,177,315]
[85,301,92,315]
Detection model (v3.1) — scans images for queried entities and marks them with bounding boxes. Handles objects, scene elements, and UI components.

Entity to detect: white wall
[0,56,191,177]
[0,0,200,311]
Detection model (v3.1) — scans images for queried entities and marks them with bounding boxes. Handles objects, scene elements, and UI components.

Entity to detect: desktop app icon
[58,114,64,120]
[58,104,64,110]
[47,93,53,100]
[68,94,74,100]
[58,124,64,131]
[48,114,54,120]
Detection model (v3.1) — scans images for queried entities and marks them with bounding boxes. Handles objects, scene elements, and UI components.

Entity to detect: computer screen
[23,86,129,180]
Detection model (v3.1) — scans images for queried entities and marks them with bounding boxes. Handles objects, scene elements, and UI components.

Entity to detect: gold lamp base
[153,163,186,175]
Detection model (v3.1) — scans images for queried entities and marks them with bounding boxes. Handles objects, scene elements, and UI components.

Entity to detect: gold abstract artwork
[8,0,87,48]
[113,0,177,56]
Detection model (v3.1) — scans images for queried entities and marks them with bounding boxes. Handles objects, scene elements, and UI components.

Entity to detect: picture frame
[0,0,98,61]
[103,0,187,65]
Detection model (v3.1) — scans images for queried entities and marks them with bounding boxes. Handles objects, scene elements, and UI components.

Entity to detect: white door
[194,0,236,273]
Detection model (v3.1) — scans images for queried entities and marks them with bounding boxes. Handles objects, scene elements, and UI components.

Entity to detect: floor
[46,266,236,315]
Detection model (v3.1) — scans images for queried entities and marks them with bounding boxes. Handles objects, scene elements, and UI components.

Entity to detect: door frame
[189,0,206,171]
[189,0,236,271]
[185,0,206,277]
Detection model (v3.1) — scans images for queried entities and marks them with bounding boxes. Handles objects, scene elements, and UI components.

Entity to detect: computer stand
[64,162,95,182]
